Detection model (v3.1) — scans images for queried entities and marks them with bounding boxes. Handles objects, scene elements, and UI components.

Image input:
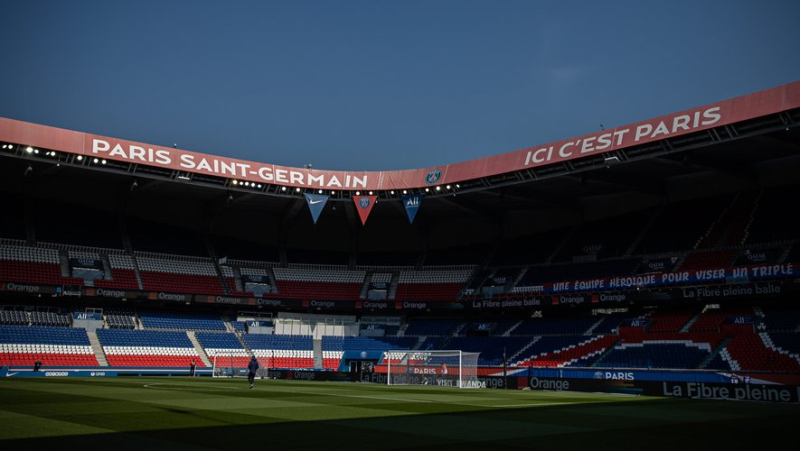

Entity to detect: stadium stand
[599,342,711,369]
[0,242,84,286]
[105,310,137,329]
[677,250,738,271]
[136,254,225,295]
[717,333,800,373]
[520,334,619,368]
[394,267,474,301]
[514,259,640,288]
[511,317,597,336]
[404,319,462,337]
[0,325,99,367]
[759,307,800,332]
[590,314,627,334]
[139,311,226,331]
[97,329,203,367]
[646,309,698,333]
[272,266,364,300]
[689,306,755,333]
[196,332,250,369]
[0,309,29,326]
[447,336,532,365]
[94,253,141,290]
[321,335,344,370]
[245,334,314,369]
[1,84,800,387]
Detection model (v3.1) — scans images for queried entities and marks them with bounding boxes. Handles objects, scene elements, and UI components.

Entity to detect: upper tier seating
[137,254,225,295]
[404,319,462,336]
[394,267,474,301]
[273,267,364,300]
[139,311,226,331]
[105,310,136,329]
[511,317,597,336]
[94,253,140,290]
[0,244,84,286]
[0,310,29,325]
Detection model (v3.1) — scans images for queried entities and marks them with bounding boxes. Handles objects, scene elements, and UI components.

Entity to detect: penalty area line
[281,389,435,404]
[488,402,579,408]
[143,383,247,391]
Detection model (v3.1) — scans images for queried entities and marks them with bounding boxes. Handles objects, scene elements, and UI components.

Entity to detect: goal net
[385,350,481,388]
[211,352,268,378]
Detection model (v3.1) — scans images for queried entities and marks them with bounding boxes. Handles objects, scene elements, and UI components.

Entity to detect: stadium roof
[0,82,799,251]
[1,81,798,200]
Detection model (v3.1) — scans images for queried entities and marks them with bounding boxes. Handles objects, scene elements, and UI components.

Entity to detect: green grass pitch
[1,377,798,450]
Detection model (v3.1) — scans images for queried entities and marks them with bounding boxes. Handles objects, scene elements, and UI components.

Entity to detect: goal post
[385,350,481,388]
[211,351,261,378]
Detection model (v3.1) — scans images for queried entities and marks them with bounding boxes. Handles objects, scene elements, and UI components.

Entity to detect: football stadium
[1,79,799,448]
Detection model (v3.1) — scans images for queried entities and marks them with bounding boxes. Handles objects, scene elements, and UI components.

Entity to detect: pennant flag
[402,194,424,223]
[304,193,329,224]
[353,195,377,225]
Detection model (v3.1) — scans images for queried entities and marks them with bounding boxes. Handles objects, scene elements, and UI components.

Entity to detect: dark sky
[1,0,798,171]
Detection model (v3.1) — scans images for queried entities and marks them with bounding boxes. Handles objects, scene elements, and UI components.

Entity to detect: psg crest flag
[353,195,377,225]
[304,193,329,224]
[402,194,424,223]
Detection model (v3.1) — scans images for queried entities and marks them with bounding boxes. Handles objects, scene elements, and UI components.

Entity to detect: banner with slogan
[353,195,377,225]
[525,262,797,295]
[304,193,329,224]
[402,194,424,223]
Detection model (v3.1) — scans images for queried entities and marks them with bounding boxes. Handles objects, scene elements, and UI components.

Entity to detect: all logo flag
[353,195,377,225]
[304,193,329,224]
[402,194,424,223]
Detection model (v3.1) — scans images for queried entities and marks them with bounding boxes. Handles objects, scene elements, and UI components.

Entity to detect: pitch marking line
[142,383,583,409]
[280,388,581,409]
[143,383,247,391]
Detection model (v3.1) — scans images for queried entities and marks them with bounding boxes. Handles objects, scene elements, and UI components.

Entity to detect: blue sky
[1,0,798,171]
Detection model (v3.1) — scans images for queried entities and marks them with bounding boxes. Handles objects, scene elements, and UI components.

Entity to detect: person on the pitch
[247,356,259,389]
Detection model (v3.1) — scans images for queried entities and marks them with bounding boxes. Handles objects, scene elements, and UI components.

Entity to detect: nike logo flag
[304,193,329,224]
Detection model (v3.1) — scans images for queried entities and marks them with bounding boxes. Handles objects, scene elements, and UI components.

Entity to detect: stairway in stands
[87,331,109,366]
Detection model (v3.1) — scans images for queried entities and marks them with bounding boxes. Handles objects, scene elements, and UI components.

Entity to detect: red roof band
[1,81,798,191]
